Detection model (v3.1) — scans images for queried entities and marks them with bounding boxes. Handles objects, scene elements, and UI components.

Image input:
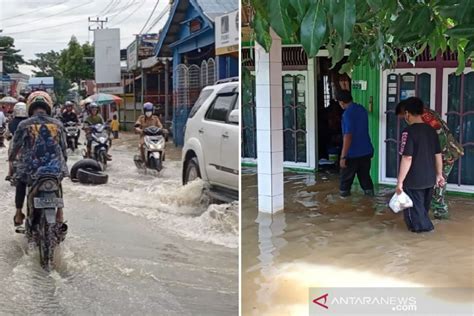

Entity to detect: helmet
[143,102,153,112]
[27,91,53,116]
[89,102,99,109]
[13,102,28,118]
[65,101,74,107]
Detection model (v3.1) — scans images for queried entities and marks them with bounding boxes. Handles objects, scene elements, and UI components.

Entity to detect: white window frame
[441,68,474,193]
[379,68,437,185]
[281,70,313,169]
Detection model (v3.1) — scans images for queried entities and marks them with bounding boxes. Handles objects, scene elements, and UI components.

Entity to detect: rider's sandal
[13,214,26,234]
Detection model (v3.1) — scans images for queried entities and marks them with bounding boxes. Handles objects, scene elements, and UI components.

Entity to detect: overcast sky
[0,0,169,75]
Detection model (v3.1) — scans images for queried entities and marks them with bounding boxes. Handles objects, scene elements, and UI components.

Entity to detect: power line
[0,0,73,22]
[3,18,86,35]
[103,0,121,15]
[144,4,170,34]
[3,1,94,29]
[99,0,117,15]
[108,0,138,22]
[109,0,145,27]
[139,0,160,34]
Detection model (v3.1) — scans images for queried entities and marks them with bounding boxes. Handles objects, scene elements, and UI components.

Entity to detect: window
[189,89,212,118]
[205,93,236,122]
[446,71,474,186]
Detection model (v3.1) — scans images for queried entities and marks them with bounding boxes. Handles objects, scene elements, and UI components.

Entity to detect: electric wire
[138,0,160,34]
[0,0,73,22]
[3,1,94,29]
[109,0,145,27]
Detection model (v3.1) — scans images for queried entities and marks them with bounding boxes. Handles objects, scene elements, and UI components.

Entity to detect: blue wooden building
[154,0,238,146]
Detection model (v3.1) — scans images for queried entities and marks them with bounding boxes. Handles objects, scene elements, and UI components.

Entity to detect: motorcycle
[0,126,5,147]
[17,175,67,271]
[83,124,109,170]
[133,126,166,172]
[65,121,79,152]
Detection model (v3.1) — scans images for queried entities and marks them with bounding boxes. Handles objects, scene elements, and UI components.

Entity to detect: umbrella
[0,96,18,104]
[84,93,123,106]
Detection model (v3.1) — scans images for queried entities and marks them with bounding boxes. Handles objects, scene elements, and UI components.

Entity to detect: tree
[246,0,474,74]
[29,50,71,103]
[0,36,25,73]
[59,36,94,83]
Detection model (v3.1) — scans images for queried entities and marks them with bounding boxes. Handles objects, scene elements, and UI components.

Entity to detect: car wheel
[184,157,201,185]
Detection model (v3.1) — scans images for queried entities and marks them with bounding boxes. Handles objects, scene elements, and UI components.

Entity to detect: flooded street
[0,133,238,315]
[242,168,474,315]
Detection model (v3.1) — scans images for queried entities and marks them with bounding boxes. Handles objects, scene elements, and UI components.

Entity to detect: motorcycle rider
[84,102,104,158]
[62,101,80,146]
[5,102,29,182]
[84,102,111,160]
[9,91,68,227]
[134,102,164,162]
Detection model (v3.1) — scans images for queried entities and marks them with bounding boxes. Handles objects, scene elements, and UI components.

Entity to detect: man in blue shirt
[336,90,374,197]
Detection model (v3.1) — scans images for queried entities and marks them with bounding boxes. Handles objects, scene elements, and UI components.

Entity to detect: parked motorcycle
[133,126,166,172]
[83,124,110,170]
[65,121,80,152]
[17,175,67,271]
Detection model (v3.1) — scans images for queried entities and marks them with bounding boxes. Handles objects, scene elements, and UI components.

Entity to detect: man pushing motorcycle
[10,91,69,227]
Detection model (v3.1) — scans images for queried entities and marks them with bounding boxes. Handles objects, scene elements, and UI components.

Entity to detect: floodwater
[242,168,474,315]
[0,133,238,315]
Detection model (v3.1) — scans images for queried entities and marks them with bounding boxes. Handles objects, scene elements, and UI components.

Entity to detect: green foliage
[247,0,474,73]
[0,36,25,73]
[59,36,94,83]
[28,36,94,101]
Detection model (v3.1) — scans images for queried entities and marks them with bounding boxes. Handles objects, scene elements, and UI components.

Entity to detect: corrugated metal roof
[196,0,238,20]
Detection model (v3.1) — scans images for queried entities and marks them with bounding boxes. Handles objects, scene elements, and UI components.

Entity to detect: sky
[0,0,169,75]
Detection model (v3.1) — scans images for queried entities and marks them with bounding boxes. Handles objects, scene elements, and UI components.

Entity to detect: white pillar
[255,30,284,213]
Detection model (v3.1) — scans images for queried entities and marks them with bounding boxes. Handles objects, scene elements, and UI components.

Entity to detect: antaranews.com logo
[312,292,417,312]
[309,288,473,315]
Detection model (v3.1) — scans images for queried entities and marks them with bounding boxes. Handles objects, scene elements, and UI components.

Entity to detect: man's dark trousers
[340,154,374,194]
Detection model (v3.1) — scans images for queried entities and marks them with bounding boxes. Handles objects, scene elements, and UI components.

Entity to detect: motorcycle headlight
[38,179,59,192]
[99,137,107,143]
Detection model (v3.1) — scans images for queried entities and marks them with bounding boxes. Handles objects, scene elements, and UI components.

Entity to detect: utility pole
[88,17,108,30]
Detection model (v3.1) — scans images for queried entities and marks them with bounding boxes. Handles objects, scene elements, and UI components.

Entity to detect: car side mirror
[228,109,239,124]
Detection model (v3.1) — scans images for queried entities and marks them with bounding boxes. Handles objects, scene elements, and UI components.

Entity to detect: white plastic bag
[389,191,413,213]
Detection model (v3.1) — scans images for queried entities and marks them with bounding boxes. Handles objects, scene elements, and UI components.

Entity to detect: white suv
[182,79,239,202]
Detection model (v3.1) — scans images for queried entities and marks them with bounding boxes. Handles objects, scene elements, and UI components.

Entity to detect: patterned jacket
[9,113,69,182]
[421,108,464,165]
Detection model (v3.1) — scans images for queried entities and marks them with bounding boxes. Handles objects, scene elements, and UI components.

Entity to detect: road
[0,133,238,315]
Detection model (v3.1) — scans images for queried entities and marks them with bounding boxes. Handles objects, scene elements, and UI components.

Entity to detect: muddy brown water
[242,168,474,315]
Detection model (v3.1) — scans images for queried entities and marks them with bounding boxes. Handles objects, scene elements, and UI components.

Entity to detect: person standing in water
[396,97,444,232]
[336,90,375,197]
[396,97,464,219]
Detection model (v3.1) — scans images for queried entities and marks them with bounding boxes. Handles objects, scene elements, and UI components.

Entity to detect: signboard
[94,28,121,85]
[352,80,367,91]
[97,85,124,94]
[215,10,239,55]
[138,34,159,59]
[127,39,138,71]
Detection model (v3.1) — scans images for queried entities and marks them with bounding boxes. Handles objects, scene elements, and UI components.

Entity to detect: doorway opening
[316,57,350,170]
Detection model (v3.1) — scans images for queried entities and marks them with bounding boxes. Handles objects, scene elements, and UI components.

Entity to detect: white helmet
[13,102,28,118]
